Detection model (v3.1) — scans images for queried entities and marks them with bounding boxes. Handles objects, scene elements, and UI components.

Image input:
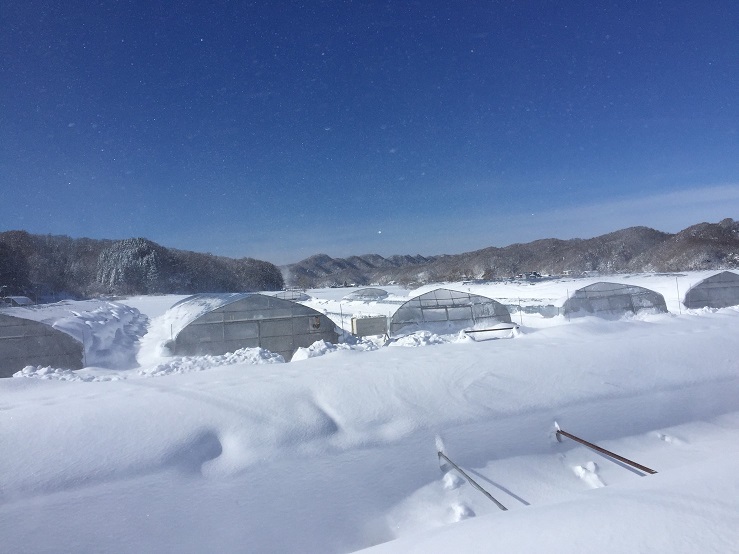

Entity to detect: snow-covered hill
[1,273,737,553]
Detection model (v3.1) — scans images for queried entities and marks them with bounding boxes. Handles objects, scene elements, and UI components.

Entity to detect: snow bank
[139,347,285,377]
[12,366,122,382]
[57,301,148,368]
[14,348,286,381]
[389,330,450,347]
[291,338,381,361]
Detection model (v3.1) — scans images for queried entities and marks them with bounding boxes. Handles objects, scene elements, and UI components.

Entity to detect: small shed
[1,296,34,308]
[563,282,668,318]
[683,271,739,309]
[389,288,512,336]
[166,293,338,361]
[0,311,83,378]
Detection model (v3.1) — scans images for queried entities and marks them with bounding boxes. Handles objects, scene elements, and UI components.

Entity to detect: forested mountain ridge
[2,219,738,297]
[282,219,739,287]
[0,232,283,299]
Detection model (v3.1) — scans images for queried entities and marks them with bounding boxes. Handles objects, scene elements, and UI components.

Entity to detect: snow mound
[389,331,449,347]
[14,347,284,381]
[12,365,121,382]
[386,329,496,347]
[450,502,475,522]
[442,472,463,490]
[5,300,148,370]
[291,338,380,361]
[54,302,148,368]
[138,347,285,377]
[573,461,606,488]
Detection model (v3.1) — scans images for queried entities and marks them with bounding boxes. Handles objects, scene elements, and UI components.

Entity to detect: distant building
[1,296,34,307]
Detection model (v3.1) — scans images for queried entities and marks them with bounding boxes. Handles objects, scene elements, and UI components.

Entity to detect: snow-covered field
[2,272,738,553]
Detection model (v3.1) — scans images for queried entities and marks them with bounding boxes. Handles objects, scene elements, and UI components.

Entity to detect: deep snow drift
[1,272,738,553]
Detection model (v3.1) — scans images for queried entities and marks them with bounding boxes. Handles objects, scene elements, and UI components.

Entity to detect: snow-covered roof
[165,293,257,338]
[0,299,124,327]
[568,281,663,297]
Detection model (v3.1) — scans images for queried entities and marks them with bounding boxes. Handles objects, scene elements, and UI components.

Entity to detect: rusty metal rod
[556,428,657,474]
[438,451,508,511]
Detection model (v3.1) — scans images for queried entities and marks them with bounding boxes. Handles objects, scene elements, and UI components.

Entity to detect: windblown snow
[1,272,738,553]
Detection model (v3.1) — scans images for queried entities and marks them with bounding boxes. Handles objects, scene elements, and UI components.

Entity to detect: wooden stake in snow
[554,423,657,475]
[437,447,508,511]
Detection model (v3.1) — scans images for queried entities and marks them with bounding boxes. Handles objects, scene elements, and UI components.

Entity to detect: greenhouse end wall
[0,313,83,377]
[172,294,338,361]
[389,288,511,336]
[683,271,739,309]
[563,282,668,318]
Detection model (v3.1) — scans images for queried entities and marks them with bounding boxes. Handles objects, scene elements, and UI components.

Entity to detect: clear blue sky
[1,0,737,264]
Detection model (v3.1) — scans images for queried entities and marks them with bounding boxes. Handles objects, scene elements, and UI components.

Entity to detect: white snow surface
[2,272,739,553]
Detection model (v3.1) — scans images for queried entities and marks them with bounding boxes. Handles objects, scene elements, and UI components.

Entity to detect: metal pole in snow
[518,298,523,326]
[82,327,87,367]
[675,276,682,314]
[555,427,657,474]
[438,451,508,511]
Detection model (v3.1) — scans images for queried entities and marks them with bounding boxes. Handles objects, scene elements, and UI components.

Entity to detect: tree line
[0,231,283,300]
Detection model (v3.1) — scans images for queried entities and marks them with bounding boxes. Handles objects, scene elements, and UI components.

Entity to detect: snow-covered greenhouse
[0,310,83,377]
[343,288,388,301]
[165,293,339,361]
[563,282,668,318]
[683,271,739,309]
[272,290,311,302]
[389,288,512,336]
